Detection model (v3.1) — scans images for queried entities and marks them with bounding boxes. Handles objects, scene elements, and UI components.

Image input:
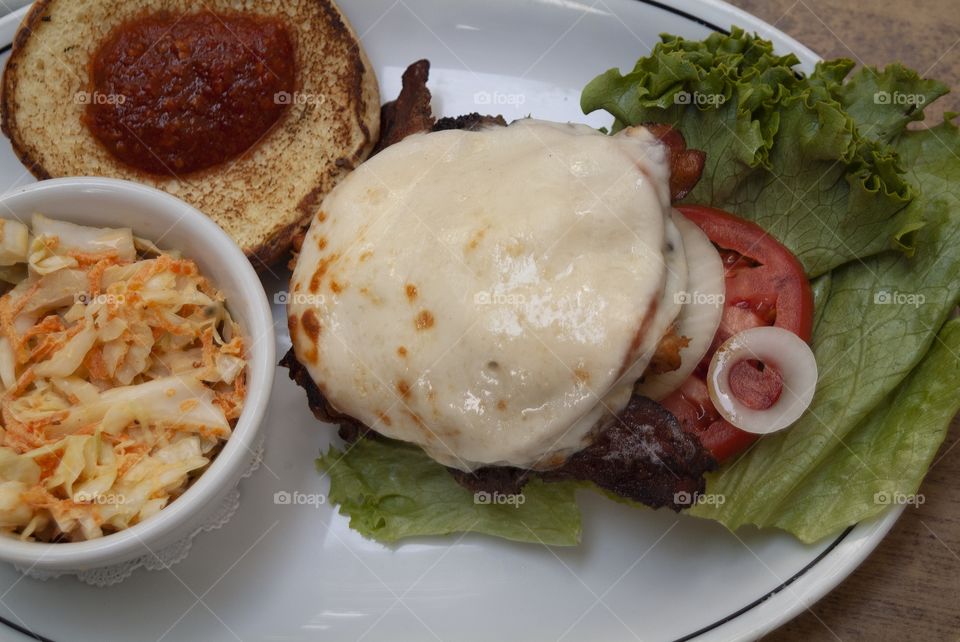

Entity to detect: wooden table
[723,2,960,639]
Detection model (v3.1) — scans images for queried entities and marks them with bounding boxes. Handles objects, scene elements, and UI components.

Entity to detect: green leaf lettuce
[317,439,581,546]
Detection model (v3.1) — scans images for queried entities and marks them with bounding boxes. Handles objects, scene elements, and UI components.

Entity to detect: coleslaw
[0,214,246,542]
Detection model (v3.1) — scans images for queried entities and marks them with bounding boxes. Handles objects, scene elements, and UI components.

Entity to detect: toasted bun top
[2,0,380,267]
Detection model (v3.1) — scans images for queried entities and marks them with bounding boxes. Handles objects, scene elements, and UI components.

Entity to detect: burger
[281,61,731,508]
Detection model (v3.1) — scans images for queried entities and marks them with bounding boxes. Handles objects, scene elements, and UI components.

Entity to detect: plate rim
[0,2,905,641]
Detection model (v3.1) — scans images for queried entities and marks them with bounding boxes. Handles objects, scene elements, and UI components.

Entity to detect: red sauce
[85,11,296,176]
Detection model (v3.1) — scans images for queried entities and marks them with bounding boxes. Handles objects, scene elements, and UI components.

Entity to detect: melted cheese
[288,119,684,471]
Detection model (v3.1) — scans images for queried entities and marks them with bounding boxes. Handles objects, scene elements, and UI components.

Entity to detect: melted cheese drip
[289,119,683,471]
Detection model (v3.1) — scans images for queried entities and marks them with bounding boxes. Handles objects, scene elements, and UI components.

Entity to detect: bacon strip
[372,59,435,155]
[642,122,706,201]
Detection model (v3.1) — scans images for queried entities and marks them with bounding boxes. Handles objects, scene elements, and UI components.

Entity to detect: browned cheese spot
[465,227,487,252]
[309,253,340,293]
[506,240,525,257]
[415,309,435,330]
[301,309,322,342]
[402,409,435,441]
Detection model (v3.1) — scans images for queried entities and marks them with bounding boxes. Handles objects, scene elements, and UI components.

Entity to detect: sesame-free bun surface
[1,0,380,267]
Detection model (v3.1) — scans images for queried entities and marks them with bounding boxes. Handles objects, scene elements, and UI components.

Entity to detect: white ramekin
[0,177,275,573]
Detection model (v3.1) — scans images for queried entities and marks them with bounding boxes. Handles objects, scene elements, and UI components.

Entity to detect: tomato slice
[660,205,814,462]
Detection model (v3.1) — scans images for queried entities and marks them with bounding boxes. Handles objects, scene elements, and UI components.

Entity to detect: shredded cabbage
[0,215,247,542]
[0,220,29,267]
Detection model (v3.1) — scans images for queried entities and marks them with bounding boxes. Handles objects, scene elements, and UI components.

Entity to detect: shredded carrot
[84,345,109,381]
[85,257,118,295]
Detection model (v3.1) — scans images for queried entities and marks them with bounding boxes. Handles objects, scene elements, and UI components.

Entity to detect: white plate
[0,2,902,641]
